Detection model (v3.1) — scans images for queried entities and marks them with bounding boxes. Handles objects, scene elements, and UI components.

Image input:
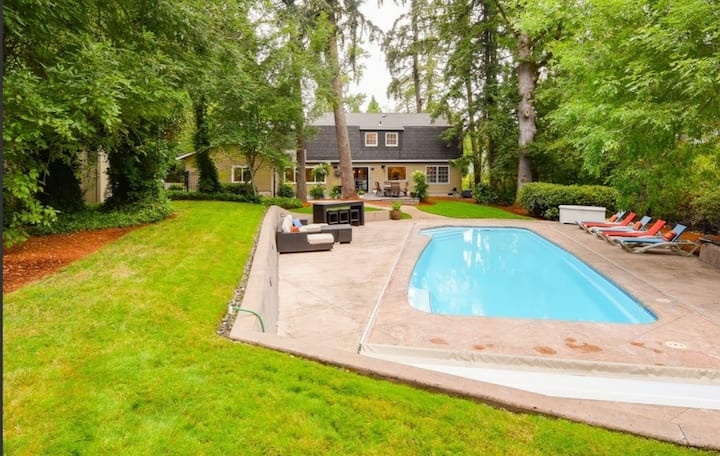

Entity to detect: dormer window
[385,132,399,147]
[364,132,378,147]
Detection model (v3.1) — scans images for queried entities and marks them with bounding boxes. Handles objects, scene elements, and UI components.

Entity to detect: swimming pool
[408,227,656,323]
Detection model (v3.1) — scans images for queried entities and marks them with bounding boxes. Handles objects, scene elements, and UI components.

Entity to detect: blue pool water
[408,227,656,323]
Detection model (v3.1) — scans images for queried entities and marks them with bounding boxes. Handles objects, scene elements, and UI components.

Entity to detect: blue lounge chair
[616,224,699,256]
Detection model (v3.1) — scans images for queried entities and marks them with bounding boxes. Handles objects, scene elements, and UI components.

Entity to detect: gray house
[287,112,463,197]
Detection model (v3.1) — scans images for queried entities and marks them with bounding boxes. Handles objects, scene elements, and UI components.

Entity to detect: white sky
[347,2,407,112]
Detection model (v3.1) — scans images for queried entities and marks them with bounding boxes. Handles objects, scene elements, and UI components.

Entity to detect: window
[232,166,252,183]
[385,132,399,147]
[426,165,449,184]
[365,132,378,147]
[387,166,406,181]
[282,167,328,183]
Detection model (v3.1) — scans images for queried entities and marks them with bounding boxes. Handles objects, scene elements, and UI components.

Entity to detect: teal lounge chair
[617,224,699,256]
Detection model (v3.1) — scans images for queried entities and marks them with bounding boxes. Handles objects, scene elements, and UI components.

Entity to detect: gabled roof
[310,112,451,130]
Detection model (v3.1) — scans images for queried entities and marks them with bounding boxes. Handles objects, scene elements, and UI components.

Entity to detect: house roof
[311,112,451,130]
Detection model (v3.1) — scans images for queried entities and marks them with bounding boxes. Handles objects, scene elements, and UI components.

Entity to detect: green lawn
[3,201,707,454]
[418,200,532,219]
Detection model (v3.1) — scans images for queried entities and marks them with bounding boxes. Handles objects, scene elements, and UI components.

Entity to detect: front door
[353,167,369,192]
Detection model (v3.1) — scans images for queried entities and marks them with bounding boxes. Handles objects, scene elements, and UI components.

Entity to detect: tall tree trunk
[482,0,498,190]
[295,131,308,201]
[516,32,536,194]
[411,0,422,113]
[465,79,481,186]
[293,73,308,201]
[328,11,356,199]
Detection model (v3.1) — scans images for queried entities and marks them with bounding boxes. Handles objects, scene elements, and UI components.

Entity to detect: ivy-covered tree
[193,95,222,193]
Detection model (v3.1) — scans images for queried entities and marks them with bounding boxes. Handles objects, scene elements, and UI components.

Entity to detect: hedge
[518,183,619,220]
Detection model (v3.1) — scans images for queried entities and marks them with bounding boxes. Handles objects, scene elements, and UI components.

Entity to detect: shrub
[473,183,498,205]
[262,196,303,210]
[221,183,254,195]
[412,170,428,202]
[166,190,261,204]
[330,185,342,199]
[691,191,720,234]
[277,184,295,198]
[518,183,619,220]
[32,200,174,235]
[166,184,185,191]
[309,184,325,200]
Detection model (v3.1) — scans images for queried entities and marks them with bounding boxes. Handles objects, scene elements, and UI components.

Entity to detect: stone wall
[229,206,282,336]
[699,242,720,269]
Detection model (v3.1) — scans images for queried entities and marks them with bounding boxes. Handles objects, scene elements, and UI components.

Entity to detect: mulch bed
[3,227,137,294]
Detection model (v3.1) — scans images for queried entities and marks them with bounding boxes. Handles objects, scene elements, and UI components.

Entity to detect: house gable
[306,113,459,162]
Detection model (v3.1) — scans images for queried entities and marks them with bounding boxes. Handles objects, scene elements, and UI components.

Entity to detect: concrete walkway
[231,204,720,450]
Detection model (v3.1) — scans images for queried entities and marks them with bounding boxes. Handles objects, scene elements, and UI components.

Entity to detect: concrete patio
[230,204,720,450]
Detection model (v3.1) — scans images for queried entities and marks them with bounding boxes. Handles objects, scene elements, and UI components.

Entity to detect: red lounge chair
[603,219,666,244]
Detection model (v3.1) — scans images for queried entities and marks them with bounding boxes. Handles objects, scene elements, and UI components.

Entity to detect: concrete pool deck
[230,205,720,450]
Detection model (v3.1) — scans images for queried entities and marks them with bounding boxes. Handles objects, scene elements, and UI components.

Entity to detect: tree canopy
[4,0,719,243]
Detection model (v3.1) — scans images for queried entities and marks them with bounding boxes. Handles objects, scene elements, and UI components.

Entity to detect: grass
[3,201,709,454]
[417,199,533,219]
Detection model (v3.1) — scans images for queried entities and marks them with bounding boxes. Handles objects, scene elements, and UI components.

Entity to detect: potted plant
[390,201,402,220]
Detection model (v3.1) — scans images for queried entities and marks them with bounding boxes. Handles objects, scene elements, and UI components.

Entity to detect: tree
[384,0,443,113]
[193,95,222,193]
[541,0,720,218]
[207,19,299,194]
[366,95,382,113]
[3,0,201,243]
[308,0,381,199]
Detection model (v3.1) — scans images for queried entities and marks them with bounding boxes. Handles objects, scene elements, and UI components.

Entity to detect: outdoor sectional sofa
[276,214,353,254]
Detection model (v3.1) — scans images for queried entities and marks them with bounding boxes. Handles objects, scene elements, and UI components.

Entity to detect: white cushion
[299,223,323,233]
[306,233,334,245]
[281,214,293,233]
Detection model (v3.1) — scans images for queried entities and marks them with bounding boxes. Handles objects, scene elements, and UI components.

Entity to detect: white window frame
[426,165,450,184]
[384,132,399,147]
[364,132,378,147]
[232,165,252,183]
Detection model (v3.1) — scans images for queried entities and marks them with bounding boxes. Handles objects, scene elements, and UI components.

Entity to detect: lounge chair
[590,215,651,237]
[578,211,635,233]
[616,224,700,256]
[603,219,666,244]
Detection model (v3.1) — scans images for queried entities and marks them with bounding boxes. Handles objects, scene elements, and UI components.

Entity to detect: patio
[230,206,720,449]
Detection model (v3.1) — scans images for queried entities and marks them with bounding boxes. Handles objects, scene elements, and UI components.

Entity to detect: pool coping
[364,220,720,373]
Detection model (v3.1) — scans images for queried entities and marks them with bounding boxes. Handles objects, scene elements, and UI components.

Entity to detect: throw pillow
[281,214,293,233]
